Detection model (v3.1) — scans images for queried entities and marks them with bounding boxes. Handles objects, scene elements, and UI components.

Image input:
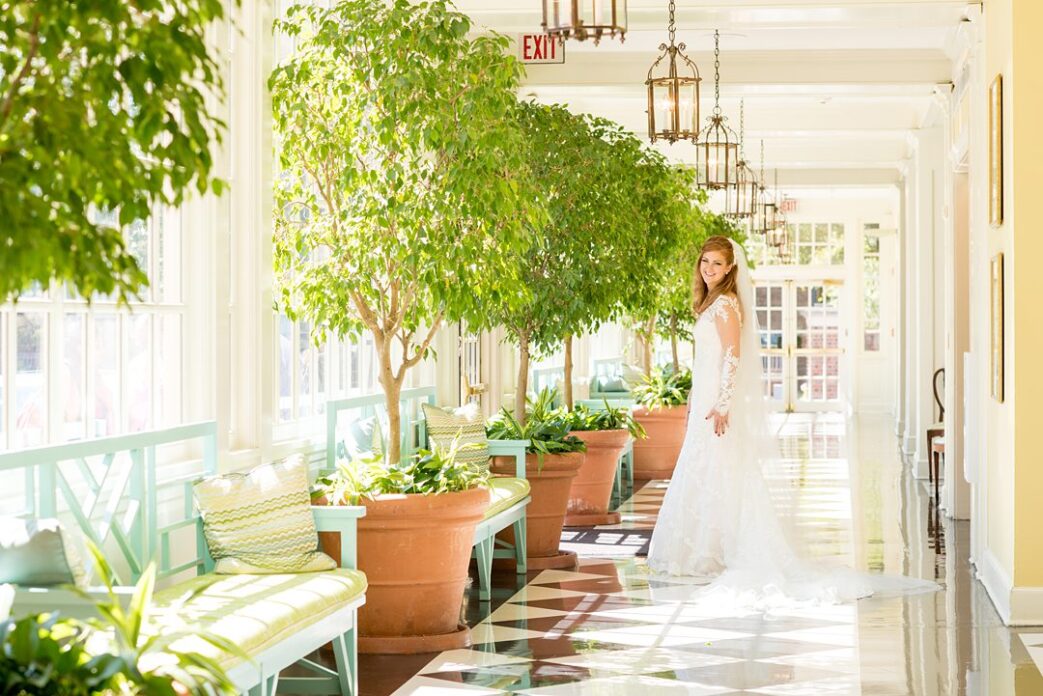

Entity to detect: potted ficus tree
[270,0,539,652]
[562,401,645,525]
[487,389,586,569]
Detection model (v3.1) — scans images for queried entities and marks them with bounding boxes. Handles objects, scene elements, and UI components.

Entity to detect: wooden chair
[931,435,945,502]
[926,368,945,491]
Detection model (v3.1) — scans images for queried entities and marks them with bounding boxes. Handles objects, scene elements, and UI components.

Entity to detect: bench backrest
[325,387,437,472]
[0,422,218,584]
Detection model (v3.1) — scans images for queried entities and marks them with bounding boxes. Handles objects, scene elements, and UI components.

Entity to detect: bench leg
[332,620,358,696]
[612,455,622,508]
[476,536,493,602]
[513,515,527,575]
[624,448,634,497]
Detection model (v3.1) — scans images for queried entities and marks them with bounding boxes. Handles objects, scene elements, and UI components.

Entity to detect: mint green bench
[2,422,366,696]
[326,388,530,601]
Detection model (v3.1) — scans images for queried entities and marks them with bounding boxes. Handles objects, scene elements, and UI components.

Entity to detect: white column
[901,153,919,458]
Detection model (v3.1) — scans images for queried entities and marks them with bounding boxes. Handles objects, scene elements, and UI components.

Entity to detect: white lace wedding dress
[646,240,937,608]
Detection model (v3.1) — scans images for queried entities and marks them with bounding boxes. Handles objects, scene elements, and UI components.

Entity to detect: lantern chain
[668,0,676,46]
[739,99,745,159]
[713,29,721,116]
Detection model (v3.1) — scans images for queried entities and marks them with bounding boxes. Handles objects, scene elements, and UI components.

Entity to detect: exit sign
[518,34,564,64]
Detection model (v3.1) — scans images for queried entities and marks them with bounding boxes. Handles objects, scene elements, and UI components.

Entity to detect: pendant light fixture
[753,140,771,234]
[542,0,627,45]
[727,99,758,219]
[762,168,781,235]
[646,1,700,143]
[695,30,738,192]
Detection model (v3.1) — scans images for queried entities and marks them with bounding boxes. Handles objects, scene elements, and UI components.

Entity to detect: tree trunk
[376,339,403,465]
[670,317,680,374]
[515,335,530,426]
[563,334,574,410]
[642,318,656,374]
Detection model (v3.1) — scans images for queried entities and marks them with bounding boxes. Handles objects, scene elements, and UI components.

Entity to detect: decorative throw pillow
[193,455,335,574]
[338,415,385,461]
[422,402,490,473]
[597,376,628,393]
[620,363,646,389]
[0,518,88,588]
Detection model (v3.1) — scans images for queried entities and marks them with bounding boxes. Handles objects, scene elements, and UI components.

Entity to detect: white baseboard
[1011,586,1043,627]
[978,548,1012,624]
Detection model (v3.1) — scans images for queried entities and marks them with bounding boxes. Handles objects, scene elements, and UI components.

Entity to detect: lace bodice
[694,294,742,415]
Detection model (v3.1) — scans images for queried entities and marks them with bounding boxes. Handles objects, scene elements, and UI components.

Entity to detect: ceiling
[455,0,979,188]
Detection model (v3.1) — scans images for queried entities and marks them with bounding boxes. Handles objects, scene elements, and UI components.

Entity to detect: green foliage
[493,102,683,356]
[487,389,587,458]
[0,0,228,303]
[563,402,646,439]
[632,367,694,410]
[0,545,241,695]
[271,0,541,460]
[270,0,537,349]
[319,437,491,505]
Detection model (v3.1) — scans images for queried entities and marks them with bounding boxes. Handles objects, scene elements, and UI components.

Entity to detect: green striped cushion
[421,402,489,473]
[193,455,336,574]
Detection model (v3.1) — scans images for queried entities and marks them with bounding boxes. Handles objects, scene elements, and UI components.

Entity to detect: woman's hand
[705,408,729,437]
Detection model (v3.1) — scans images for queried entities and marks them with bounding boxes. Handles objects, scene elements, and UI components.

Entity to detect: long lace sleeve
[711,296,742,414]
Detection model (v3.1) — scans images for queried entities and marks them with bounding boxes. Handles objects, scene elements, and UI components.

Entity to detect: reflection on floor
[359,414,1043,696]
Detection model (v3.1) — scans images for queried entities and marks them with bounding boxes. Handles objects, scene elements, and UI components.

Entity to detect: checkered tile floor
[365,413,1035,696]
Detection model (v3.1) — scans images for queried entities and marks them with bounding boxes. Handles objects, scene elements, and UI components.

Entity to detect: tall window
[1,207,183,450]
[793,222,845,265]
[276,318,380,423]
[862,227,881,352]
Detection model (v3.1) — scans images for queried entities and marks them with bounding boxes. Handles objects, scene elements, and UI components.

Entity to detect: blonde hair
[691,235,740,317]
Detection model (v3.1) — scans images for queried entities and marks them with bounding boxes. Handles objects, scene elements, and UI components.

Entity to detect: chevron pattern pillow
[193,455,335,574]
[422,402,490,474]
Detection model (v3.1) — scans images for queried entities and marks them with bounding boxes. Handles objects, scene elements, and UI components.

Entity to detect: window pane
[156,314,182,427]
[16,313,46,448]
[94,315,119,437]
[126,314,152,433]
[298,321,311,418]
[278,315,293,421]
[63,313,87,441]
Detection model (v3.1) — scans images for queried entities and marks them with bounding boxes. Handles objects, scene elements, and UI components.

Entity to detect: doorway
[755,280,846,412]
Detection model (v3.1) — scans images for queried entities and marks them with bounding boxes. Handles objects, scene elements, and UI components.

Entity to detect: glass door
[754,280,846,412]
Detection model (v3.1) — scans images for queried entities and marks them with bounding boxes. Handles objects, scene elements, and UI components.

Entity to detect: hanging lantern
[752,140,771,234]
[542,0,627,45]
[759,168,782,234]
[726,100,758,218]
[646,1,700,143]
[695,30,738,191]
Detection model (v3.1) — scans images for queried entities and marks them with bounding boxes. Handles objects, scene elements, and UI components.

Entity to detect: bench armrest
[311,505,366,571]
[487,439,529,479]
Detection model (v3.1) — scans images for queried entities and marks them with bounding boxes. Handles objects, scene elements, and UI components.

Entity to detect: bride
[646,235,936,606]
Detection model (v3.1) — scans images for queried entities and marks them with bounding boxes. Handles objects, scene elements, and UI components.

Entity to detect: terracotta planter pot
[490,451,584,570]
[319,487,489,654]
[565,430,629,526]
[632,405,687,480]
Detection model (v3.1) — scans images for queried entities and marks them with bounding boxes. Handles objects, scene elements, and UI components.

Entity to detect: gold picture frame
[991,253,1004,402]
[989,74,1003,226]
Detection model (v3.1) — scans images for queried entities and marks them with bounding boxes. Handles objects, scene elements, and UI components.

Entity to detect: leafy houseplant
[559,400,645,525]
[631,367,695,480]
[633,368,694,410]
[564,402,646,440]
[0,1,229,303]
[271,0,539,465]
[314,435,493,653]
[486,389,586,461]
[318,439,490,505]
[0,547,240,696]
[487,388,586,569]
